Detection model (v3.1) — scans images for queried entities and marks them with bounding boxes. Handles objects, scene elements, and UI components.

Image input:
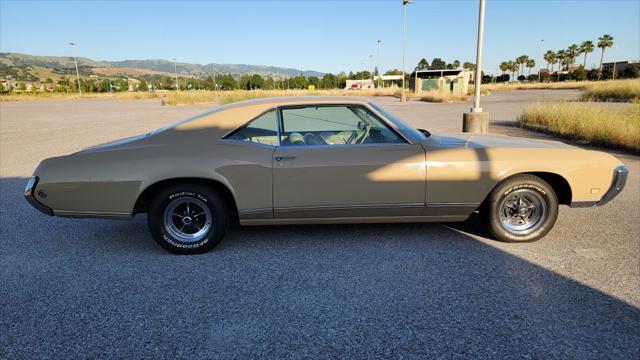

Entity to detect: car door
[273,104,426,219]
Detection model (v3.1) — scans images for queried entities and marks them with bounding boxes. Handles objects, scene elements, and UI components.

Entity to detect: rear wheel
[483,175,558,243]
[147,183,229,254]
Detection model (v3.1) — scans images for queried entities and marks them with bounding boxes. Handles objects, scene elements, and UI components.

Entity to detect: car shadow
[2,176,639,358]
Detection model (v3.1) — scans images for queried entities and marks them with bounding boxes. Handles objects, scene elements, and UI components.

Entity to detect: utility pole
[462,0,489,134]
[69,42,81,94]
[377,40,382,88]
[538,39,544,82]
[401,0,412,102]
[172,58,178,91]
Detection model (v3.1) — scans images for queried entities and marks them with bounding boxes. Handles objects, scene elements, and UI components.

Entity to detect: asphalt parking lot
[1,91,639,358]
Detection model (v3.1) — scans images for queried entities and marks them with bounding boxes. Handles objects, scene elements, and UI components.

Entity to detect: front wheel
[147,183,229,254]
[483,175,558,243]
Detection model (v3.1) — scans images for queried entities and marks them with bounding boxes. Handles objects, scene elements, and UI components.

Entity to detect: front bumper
[596,165,629,206]
[24,176,53,216]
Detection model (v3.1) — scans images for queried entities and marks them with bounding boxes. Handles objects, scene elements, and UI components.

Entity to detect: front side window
[280,105,406,146]
[226,110,278,146]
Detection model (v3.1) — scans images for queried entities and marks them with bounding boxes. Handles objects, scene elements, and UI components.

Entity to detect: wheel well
[528,172,572,205]
[133,178,238,219]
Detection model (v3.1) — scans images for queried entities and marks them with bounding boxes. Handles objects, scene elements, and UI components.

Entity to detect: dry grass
[481,81,589,92]
[0,88,402,105]
[518,102,640,152]
[0,92,115,102]
[419,91,469,103]
[580,79,640,102]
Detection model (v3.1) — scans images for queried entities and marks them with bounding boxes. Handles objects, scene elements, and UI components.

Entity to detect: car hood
[426,133,576,149]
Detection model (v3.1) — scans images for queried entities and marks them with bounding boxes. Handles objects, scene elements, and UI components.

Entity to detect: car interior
[226,105,406,146]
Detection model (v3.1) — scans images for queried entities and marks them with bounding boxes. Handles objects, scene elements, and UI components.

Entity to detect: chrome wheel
[498,189,546,235]
[163,197,212,243]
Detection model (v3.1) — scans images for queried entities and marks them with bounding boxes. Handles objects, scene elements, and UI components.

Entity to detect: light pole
[369,54,374,83]
[172,58,178,91]
[377,39,382,88]
[401,0,412,102]
[69,42,81,94]
[538,39,544,82]
[462,0,488,133]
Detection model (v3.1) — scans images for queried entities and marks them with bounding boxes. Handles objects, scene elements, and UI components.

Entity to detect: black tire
[147,183,229,254]
[482,175,558,243]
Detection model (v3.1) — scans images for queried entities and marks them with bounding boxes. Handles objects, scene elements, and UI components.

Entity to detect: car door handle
[275,156,296,161]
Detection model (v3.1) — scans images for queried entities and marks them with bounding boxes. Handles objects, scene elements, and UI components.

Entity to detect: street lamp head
[402,0,413,5]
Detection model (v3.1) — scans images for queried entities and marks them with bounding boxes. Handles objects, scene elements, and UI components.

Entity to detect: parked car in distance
[25,97,628,254]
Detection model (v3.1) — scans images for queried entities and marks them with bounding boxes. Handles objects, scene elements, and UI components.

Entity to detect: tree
[621,65,639,79]
[597,34,614,80]
[544,50,556,73]
[250,74,265,89]
[416,58,429,70]
[307,76,320,88]
[496,74,510,83]
[556,50,567,71]
[580,40,595,69]
[138,79,148,91]
[17,81,26,91]
[499,61,510,75]
[452,60,460,69]
[429,58,446,70]
[526,59,536,76]
[508,61,519,80]
[567,44,580,68]
[516,55,529,76]
[463,62,475,70]
[321,73,337,89]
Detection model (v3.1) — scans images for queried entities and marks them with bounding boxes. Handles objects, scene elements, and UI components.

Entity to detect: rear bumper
[570,165,628,208]
[24,176,53,216]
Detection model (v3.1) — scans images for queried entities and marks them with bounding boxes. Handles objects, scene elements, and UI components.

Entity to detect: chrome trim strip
[238,208,273,215]
[241,215,469,226]
[274,143,415,150]
[426,203,480,207]
[220,138,276,149]
[53,210,131,219]
[596,165,628,206]
[274,203,425,212]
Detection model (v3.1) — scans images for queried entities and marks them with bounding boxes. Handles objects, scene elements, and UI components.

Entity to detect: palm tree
[580,40,594,69]
[567,44,580,70]
[556,50,568,71]
[509,61,519,80]
[516,55,529,76]
[544,50,556,73]
[556,50,567,81]
[597,34,614,80]
[526,59,536,76]
[499,61,510,75]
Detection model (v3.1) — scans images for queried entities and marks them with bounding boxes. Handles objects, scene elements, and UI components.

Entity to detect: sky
[1,0,639,75]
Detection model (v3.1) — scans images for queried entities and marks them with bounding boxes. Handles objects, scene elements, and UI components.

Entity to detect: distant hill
[0,52,324,80]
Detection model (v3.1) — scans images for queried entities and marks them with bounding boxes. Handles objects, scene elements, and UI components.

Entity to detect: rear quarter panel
[425,147,622,204]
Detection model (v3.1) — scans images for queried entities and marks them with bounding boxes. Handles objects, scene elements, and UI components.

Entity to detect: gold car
[25,97,628,254]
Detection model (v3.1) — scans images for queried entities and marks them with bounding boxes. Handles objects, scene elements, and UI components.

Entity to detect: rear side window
[226,110,278,146]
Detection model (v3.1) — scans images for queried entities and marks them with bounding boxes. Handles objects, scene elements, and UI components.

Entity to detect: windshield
[368,102,427,141]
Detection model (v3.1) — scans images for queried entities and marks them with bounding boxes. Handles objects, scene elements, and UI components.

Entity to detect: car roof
[221,96,371,110]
